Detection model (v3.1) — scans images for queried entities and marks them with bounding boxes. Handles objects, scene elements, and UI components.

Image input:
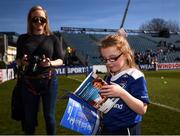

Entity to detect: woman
[16,5,64,134]
[99,31,150,135]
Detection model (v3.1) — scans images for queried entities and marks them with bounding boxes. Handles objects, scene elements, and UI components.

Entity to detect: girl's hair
[99,34,137,68]
[27,5,53,35]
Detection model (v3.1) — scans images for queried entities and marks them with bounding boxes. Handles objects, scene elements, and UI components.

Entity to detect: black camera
[29,55,43,72]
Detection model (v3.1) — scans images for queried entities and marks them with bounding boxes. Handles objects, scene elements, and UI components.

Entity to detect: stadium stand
[61,32,102,65]
[61,29,180,65]
[1,29,179,66]
[60,28,180,66]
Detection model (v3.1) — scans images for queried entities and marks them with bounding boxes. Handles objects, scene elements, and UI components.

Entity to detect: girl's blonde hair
[27,5,53,35]
[99,34,137,68]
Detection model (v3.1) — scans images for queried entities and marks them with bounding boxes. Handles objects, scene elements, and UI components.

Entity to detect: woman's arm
[50,59,63,67]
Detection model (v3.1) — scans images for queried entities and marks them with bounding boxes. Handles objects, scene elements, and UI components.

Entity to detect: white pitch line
[67,76,180,113]
[151,102,180,113]
[67,76,83,82]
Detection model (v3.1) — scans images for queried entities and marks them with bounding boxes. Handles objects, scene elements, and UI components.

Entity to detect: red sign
[158,63,180,70]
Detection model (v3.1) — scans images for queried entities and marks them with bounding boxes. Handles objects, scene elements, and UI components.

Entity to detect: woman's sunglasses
[31,16,47,24]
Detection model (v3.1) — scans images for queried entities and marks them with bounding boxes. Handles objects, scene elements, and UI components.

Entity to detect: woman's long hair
[27,5,53,35]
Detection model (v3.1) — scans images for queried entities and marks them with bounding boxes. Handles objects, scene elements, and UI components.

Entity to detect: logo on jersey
[120,83,127,88]
[113,104,123,109]
[141,95,148,99]
[119,75,128,88]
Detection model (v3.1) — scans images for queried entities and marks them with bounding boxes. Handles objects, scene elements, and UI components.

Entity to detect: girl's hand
[101,82,148,115]
[100,82,124,98]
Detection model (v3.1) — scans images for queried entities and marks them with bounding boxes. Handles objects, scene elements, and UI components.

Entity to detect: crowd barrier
[0,63,180,83]
[0,68,14,83]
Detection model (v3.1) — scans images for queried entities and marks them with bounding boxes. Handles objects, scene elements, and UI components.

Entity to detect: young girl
[99,32,150,135]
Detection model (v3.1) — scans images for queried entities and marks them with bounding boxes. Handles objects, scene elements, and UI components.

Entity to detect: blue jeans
[21,75,58,135]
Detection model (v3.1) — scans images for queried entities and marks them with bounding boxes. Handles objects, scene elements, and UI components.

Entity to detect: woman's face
[31,9,46,35]
[100,46,129,75]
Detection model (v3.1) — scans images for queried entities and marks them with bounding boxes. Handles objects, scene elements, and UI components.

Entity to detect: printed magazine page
[60,93,100,135]
[74,72,119,114]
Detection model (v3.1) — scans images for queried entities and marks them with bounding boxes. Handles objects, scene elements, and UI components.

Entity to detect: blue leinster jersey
[102,68,150,131]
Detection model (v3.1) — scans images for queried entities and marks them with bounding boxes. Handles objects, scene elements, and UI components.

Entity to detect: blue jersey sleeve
[130,77,150,104]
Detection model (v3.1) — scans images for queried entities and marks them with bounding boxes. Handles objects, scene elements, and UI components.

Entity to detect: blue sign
[55,66,93,75]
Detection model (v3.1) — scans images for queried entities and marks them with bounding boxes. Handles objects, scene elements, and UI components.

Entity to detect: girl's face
[100,46,129,75]
[31,9,46,35]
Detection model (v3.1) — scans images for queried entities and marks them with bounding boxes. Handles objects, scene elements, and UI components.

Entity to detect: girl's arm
[100,82,148,115]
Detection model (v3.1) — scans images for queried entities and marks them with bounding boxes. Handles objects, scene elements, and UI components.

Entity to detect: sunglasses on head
[31,16,47,24]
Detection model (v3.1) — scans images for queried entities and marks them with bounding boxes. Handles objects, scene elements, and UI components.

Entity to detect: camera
[33,56,42,72]
[29,55,43,72]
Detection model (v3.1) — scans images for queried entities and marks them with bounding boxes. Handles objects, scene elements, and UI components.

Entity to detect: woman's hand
[39,55,51,67]
[21,54,29,66]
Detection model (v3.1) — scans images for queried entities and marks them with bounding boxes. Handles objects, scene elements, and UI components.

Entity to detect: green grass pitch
[0,70,179,135]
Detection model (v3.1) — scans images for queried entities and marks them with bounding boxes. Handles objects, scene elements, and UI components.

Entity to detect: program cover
[74,72,119,114]
[60,93,100,135]
[60,72,119,135]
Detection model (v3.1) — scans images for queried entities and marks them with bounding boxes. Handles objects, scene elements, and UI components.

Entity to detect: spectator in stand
[98,30,150,135]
